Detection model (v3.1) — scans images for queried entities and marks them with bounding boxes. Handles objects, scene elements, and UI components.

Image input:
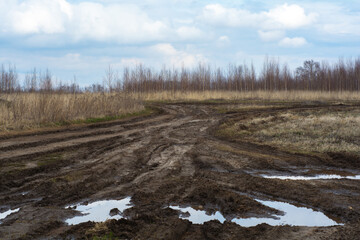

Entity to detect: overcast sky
[0,0,359,86]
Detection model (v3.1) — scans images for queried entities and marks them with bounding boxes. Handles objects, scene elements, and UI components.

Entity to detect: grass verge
[216,105,360,156]
[0,106,155,137]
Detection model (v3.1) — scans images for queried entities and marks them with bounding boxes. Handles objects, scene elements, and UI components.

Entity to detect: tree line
[1,57,360,94]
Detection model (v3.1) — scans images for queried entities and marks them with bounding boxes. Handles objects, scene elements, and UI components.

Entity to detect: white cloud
[279,37,307,47]
[307,3,360,36]
[264,4,317,29]
[71,3,168,43]
[200,3,316,30]
[152,43,178,55]
[200,4,259,28]
[216,35,230,47]
[151,43,206,67]
[0,0,170,43]
[258,30,285,42]
[199,3,318,45]
[9,0,72,34]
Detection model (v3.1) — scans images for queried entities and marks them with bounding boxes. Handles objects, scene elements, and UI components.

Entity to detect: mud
[1,102,360,239]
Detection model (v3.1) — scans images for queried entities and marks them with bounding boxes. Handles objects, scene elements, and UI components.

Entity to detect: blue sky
[0,0,359,86]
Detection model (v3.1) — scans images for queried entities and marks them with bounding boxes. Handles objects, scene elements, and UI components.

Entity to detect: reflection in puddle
[232,200,340,227]
[65,197,132,225]
[171,199,340,227]
[262,174,360,180]
[0,208,20,224]
[170,206,225,224]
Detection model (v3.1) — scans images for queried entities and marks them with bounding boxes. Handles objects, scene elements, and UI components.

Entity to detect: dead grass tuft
[85,222,109,236]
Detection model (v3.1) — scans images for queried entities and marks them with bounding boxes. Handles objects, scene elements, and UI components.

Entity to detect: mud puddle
[232,199,340,227]
[261,174,360,180]
[0,208,20,224]
[65,197,132,225]
[170,206,226,224]
[171,198,340,227]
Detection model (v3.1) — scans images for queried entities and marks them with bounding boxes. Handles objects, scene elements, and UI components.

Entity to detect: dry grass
[218,108,360,155]
[85,222,111,239]
[255,111,360,154]
[0,93,144,131]
[139,90,360,102]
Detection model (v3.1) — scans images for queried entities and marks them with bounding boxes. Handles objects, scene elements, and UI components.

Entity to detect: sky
[0,0,359,86]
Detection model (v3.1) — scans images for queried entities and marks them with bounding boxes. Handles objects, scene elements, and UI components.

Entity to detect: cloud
[279,37,307,47]
[8,0,72,34]
[200,4,259,28]
[258,30,285,42]
[71,2,168,43]
[0,0,170,43]
[199,3,317,45]
[152,43,178,55]
[216,35,230,47]
[264,4,317,29]
[200,3,317,30]
[308,3,360,36]
[151,43,206,67]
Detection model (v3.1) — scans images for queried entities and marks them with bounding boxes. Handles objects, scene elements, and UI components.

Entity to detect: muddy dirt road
[1,102,360,239]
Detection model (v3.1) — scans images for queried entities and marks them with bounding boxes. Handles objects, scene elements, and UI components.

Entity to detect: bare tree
[114,70,122,92]
[104,65,114,93]
[296,60,320,90]
[40,69,53,92]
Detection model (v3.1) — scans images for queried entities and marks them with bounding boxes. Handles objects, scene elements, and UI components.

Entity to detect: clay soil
[1,101,360,240]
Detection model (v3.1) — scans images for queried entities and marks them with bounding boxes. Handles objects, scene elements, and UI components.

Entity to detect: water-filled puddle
[261,174,360,180]
[0,208,20,224]
[170,206,225,224]
[232,199,340,227]
[65,197,132,225]
[171,199,340,227]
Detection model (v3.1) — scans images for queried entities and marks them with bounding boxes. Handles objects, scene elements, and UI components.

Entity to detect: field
[1,93,360,239]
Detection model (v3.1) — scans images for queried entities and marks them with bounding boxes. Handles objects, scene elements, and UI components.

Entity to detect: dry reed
[0,92,143,131]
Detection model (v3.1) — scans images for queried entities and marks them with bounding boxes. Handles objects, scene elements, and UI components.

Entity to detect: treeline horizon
[1,57,360,94]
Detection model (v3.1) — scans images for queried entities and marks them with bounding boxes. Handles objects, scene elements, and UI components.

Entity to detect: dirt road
[1,102,360,239]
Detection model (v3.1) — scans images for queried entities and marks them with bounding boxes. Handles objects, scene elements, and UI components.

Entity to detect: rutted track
[0,102,360,239]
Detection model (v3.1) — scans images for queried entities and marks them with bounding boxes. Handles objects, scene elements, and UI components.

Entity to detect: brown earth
[1,101,360,240]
